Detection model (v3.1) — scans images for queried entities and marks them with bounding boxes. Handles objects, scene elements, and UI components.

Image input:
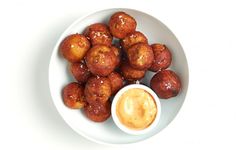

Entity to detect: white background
[0,0,236,149]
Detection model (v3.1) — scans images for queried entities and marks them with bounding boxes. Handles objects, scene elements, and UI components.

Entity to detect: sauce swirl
[116,88,157,130]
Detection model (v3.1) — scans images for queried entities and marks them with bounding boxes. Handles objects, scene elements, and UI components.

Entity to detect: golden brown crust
[121,31,148,51]
[127,43,154,70]
[109,12,137,39]
[85,45,117,76]
[60,12,181,124]
[150,70,181,99]
[84,76,112,104]
[70,62,91,83]
[120,61,146,81]
[149,44,172,72]
[107,72,124,95]
[84,23,112,46]
[110,45,121,68]
[62,82,87,109]
[84,101,111,122]
[60,34,90,62]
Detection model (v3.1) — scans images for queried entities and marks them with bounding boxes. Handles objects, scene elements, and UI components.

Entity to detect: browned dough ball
[110,45,122,68]
[60,34,90,62]
[120,61,146,81]
[84,101,111,122]
[127,43,154,70]
[107,72,124,95]
[121,31,148,51]
[150,70,181,99]
[84,76,112,104]
[84,23,112,46]
[85,45,117,76]
[109,12,137,39]
[62,82,87,109]
[70,61,91,84]
[149,44,172,72]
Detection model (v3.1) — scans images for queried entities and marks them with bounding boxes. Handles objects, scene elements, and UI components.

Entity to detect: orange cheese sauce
[116,88,157,130]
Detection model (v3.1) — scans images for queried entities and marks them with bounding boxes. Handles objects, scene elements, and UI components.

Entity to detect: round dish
[112,84,161,135]
[49,8,189,145]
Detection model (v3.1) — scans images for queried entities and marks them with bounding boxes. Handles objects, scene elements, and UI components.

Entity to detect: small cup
[112,84,161,135]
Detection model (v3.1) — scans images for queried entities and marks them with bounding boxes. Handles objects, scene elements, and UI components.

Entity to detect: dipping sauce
[116,88,157,130]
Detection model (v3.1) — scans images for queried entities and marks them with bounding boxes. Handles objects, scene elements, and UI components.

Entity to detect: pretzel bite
[121,31,148,50]
[70,62,91,84]
[109,12,137,39]
[85,45,117,76]
[127,43,154,70]
[149,44,172,72]
[150,70,181,99]
[108,72,124,95]
[60,34,90,62]
[84,101,111,122]
[84,76,112,104]
[111,45,121,67]
[120,61,146,81]
[62,82,86,109]
[84,23,112,46]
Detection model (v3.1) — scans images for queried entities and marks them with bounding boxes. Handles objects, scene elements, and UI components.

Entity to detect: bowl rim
[48,7,189,146]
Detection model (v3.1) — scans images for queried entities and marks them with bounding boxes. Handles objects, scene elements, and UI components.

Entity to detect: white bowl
[112,84,161,135]
[49,8,189,145]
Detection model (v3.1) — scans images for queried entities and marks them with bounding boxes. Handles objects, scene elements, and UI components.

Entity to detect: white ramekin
[111,84,161,135]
